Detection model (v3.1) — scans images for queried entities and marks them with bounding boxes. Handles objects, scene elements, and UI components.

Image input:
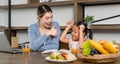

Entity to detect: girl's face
[71,25,79,41]
[38,12,53,29]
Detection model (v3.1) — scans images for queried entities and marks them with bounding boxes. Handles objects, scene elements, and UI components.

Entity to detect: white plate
[45,56,77,62]
[41,49,58,53]
[59,49,71,53]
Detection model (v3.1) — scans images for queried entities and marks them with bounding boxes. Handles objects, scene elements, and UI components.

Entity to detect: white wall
[2,0,27,5]
[10,6,73,27]
[0,0,7,26]
[52,6,74,26]
[0,0,120,43]
[85,4,120,25]
[11,8,37,26]
[0,0,7,5]
[93,30,120,42]
[0,9,7,26]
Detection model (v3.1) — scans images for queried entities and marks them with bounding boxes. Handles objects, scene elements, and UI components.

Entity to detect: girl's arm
[79,24,85,47]
[60,21,73,43]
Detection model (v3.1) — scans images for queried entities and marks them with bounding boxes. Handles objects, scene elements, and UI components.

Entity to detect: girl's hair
[37,4,52,17]
[74,22,93,39]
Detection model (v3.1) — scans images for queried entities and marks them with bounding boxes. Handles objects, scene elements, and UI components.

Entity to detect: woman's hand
[46,25,57,37]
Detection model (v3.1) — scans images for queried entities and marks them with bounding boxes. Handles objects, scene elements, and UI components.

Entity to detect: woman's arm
[40,22,61,50]
[60,21,72,43]
[41,34,60,50]
[28,24,48,51]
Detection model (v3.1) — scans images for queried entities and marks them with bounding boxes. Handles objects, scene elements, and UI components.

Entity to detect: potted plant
[84,15,94,26]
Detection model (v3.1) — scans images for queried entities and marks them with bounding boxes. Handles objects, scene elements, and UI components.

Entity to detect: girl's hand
[87,26,90,29]
[66,20,73,29]
[79,24,85,32]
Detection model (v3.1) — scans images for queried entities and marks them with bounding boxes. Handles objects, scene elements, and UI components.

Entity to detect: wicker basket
[77,50,120,63]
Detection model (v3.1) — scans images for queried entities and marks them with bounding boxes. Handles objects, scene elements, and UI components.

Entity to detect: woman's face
[71,25,79,41]
[38,12,53,29]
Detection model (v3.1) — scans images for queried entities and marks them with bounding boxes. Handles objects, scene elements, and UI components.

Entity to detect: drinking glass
[22,44,30,54]
[69,42,79,55]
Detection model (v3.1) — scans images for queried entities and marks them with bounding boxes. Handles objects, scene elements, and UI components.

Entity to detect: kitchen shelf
[4,26,28,30]
[90,25,120,30]
[4,26,67,30]
[77,0,120,6]
[4,26,66,37]
[4,25,120,31]
[1,0,120,9]
[4,26,28,37]
[0,1,74,9]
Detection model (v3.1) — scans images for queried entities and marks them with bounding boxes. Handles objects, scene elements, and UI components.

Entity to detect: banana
[88,39,109,54]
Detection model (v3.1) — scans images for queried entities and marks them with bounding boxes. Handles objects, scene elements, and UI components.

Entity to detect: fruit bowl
[77,50,120,63]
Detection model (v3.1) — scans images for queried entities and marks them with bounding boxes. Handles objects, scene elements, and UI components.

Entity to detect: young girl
[60,21,92,51]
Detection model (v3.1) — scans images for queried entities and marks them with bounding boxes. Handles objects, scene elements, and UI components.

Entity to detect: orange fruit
[98,40,107,45]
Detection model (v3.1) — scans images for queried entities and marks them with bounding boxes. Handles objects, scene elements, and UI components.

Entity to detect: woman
[28,4,61,51]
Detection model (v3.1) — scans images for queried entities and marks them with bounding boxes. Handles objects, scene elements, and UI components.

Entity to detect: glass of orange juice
[69,42,79,55]
[22,44,30,54]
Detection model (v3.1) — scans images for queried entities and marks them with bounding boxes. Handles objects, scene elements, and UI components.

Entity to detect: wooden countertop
[0,51,120,64]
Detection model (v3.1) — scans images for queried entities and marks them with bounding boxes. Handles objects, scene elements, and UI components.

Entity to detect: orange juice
[71,49,78,54]
[22,48,31,53]
[22,44,30,54]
